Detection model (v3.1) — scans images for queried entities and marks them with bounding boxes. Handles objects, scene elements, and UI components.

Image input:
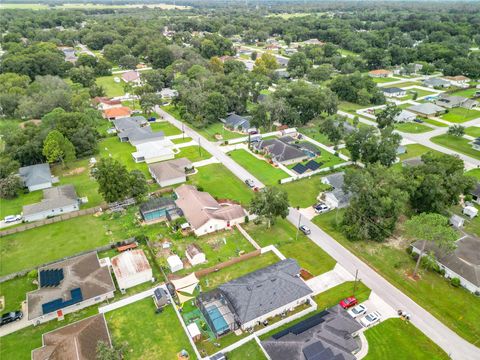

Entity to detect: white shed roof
[111,250,151,281]
[167,255,183,268]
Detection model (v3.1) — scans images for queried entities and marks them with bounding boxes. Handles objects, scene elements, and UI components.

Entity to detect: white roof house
[463,206,478,219]
[111,250,153,291]
[394,110,417,123]
[167,255,183,273]
[132,140,175,164]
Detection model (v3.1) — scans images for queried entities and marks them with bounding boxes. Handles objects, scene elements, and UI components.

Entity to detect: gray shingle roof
[218,259,312,325]
[19,163,52,188]
[323,172,345,190]
[382,87,404,94]
[423,78,450,87]
[223,113,251,131]
[23,185,78,216]
[255,139,306,163]
[408,103,445,116]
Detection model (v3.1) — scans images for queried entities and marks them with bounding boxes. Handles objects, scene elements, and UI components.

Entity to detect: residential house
[92,97,122,110]
[422,77,451,88]
[321,172,352,209]
[111,249,153,292]
[113,116,165,146]
[139,197,180,223]
[407,103,446,118]
[411,236,480,293]
[58,46,77,63]
[435,94,478,110]
[27,252,115,324]
[121,70,141,84]
[303,39,325,46]
[174,184,246,236]
[381,87,406,98]
[442,75,471,88]
[102,106,132,120]
[23,185,79,222]
[368,69,393,78]
[470,182,480,204]
[31,314,112,360]
[160,87,178,100]
[471,138,480,151]
[148,158,193,187]
[275,56,289,68]
[222,113,254,133]
[261,305,363,360]
[185,244,206,266]
[394,110,417,123]
[19,163,53,192]
[132,139,175,163]
[198,259,313,332]
[254,138,307,165]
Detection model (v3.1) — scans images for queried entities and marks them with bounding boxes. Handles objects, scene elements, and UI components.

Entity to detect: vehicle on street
[360,311,382,327]
[347,304,367,318]
[4,215,21,223]
[339,296,358,309]
[313,203,330,214]
[414,118,424,123]
[245,179,255,188]
[0,311,23,326]
[299,225,311,235]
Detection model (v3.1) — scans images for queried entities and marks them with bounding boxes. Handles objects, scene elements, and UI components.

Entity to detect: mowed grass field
[95,75,125,97]
[441,107,480,123]
[364,318,449,360]
[395,122,433,133]
[279,176,331,208]
[227,340,267,360]
[150,121,182,136]
[465,126,480,137]
[228,149,289,186]
[398,144,438,160]
[431,134,480,160]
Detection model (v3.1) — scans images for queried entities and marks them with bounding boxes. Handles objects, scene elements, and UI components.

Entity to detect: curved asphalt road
[156,106,480,360]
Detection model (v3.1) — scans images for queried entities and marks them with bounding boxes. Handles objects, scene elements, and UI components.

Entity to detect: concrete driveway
[0,302,30,337]
[306,264,354,295]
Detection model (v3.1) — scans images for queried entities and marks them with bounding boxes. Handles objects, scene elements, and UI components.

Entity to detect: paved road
[157,106,480,359]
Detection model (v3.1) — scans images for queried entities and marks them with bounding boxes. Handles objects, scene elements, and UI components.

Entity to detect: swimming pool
[207,305,229,334]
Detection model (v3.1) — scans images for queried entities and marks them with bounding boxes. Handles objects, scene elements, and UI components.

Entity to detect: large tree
[376,104,400,130]
[249,187,289,228]
[42,130,76,167]
[287,52,310,78]
[93,158,131,203]
[405,213,458,278]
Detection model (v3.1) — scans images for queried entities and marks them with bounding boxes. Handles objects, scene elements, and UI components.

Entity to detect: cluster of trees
[329,72,385,106]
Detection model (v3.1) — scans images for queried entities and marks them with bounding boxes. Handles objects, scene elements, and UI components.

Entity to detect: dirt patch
[19,119,41,128]
[64,167,86,176]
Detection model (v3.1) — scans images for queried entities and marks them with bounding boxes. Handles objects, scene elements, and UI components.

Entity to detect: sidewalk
[98,286,158,313]
[305,263,354,295]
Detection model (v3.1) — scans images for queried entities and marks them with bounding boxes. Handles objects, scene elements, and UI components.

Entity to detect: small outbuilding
[153,287,169,309]
[167,255,183,273]
[450,214,465,228]
[463,206,478,219]
[185,244,206,266]
[187,322,202,342]
[111,249,153,292]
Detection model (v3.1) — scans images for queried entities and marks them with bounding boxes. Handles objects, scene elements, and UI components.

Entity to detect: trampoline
[207,305,229,334]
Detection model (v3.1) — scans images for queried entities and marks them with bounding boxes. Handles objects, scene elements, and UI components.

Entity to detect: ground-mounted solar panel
[292,163,307,174]
[305,160,320,171]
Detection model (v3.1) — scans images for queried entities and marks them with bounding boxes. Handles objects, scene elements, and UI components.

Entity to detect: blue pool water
[207,305,229,334]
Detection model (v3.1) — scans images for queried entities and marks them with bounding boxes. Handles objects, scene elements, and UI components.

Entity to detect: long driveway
[156,105,480,360]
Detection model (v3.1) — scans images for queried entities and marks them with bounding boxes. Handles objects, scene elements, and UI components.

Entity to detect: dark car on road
[0,311,23,326]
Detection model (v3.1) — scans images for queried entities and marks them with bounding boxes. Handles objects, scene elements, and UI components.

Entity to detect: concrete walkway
[98,286,158,313]
[305,264,354,295]
[236,224,261,250]
[176,140,198,148]
[192,157,220,168]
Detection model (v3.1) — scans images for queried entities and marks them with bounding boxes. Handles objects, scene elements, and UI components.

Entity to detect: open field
[95,75,125,97]
[441,107,480,123]
[150,121,182,136]
[449,88,480,98]
[197,122,245,142]
[245,219,336,276]
[177,145,212,162]
[106,300,195,360]
[385,81,421,88]
[372,77,401,84]
[395,122,432,133]
[298,125,333,146]
[187,163,253,206]
[465,126,480,138]
[398,144,438,160]
[0,275,36,313]
[228,149,289,186]
[313,210,480,344]
[421,118,448,127]
[431,134,480,160]
[364,318,449,360]
[279,175,331,208]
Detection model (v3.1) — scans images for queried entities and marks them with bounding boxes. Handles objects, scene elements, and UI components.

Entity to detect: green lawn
[227,340,267,360]
[0,190,43,219]
[150,121,182,136]
[422,118,449,127]
[431,134,480,160]
[465,126,480,137]
[98,137,149,176]
[279,176,331,208]
[372,77,400,84]
[441,107,480,123]
[161,104,183,119]
[172,137,193,144]
[187,163,253,206]
[0,275,36,313]
[106,300,196,360]
[229,149,289,186]
[288,152,345,170]
[385,81,421,88]
[338,101,368,115]
[465,168,480,180]
[199,251,280,292]
[197,122,246,142]
[398,144,437,161]
[395,122,432,133]
[298,126,333,146]
[313,211,480,344]
[449,88,479,98]
[96,75,125,97]
[177,145,212,162]
[245,219,336,276]
[364,318,449,360]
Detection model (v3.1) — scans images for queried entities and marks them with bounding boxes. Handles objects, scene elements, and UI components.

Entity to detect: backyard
[287,151,345,170]
[279,175,331,208]
[441,107,480,123]
[98,137,150,176]
[398,144,437,161]
[95,75,125,97]
[244,219,336,276]
[106,299,196,359]
[364,318,449,360]
[228,149,289,186]
[226,340,267,360]
[431,134,480,160]
[313,211,480,344]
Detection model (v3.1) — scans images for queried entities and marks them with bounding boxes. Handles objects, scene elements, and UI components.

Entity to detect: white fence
[279,161,352,184]
[225,128,298,145]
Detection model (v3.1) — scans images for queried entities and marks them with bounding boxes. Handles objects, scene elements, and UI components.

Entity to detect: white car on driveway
[360,311,381,327]
[4,215,21,223]
[347,304,367,319]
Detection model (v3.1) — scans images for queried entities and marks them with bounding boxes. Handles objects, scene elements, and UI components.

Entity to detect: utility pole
[353,269,359,296]
[198,137,202,157]
[295,212,302,241]
[182,122,185,140]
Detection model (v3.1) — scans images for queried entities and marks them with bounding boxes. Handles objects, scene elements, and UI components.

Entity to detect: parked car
[360,311,382,327]
[299,225,311,235]
[347,304,367,318]
[339,296,358,309]
[0,311,23,326]
[414,118,424,123]
[245,179,255,188]
[4,215,21,223]
[148,117,156,122]
[313,203,330,214]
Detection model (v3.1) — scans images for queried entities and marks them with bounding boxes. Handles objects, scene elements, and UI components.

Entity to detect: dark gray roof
[23,185,78,216]
[423,78,450,87]
[323,172,345,190]
[471,183,480,198]
[261,305,361,360]
[382,87,404,94]
[118,126,164,145]
[223,113,251,131]
[257,93,268,103]
[218,259,312,324]
[255,139,306,162]
[19,163,52,188]
[412,236,480,286]
[408,103,445,115]
[113,116,148,131]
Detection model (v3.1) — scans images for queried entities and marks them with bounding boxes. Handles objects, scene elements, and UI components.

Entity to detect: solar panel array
[39,269,64,287]
[292,163,307,174]
[305,160,321,171]
[41,288,83,315]
[271,310,329,340]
